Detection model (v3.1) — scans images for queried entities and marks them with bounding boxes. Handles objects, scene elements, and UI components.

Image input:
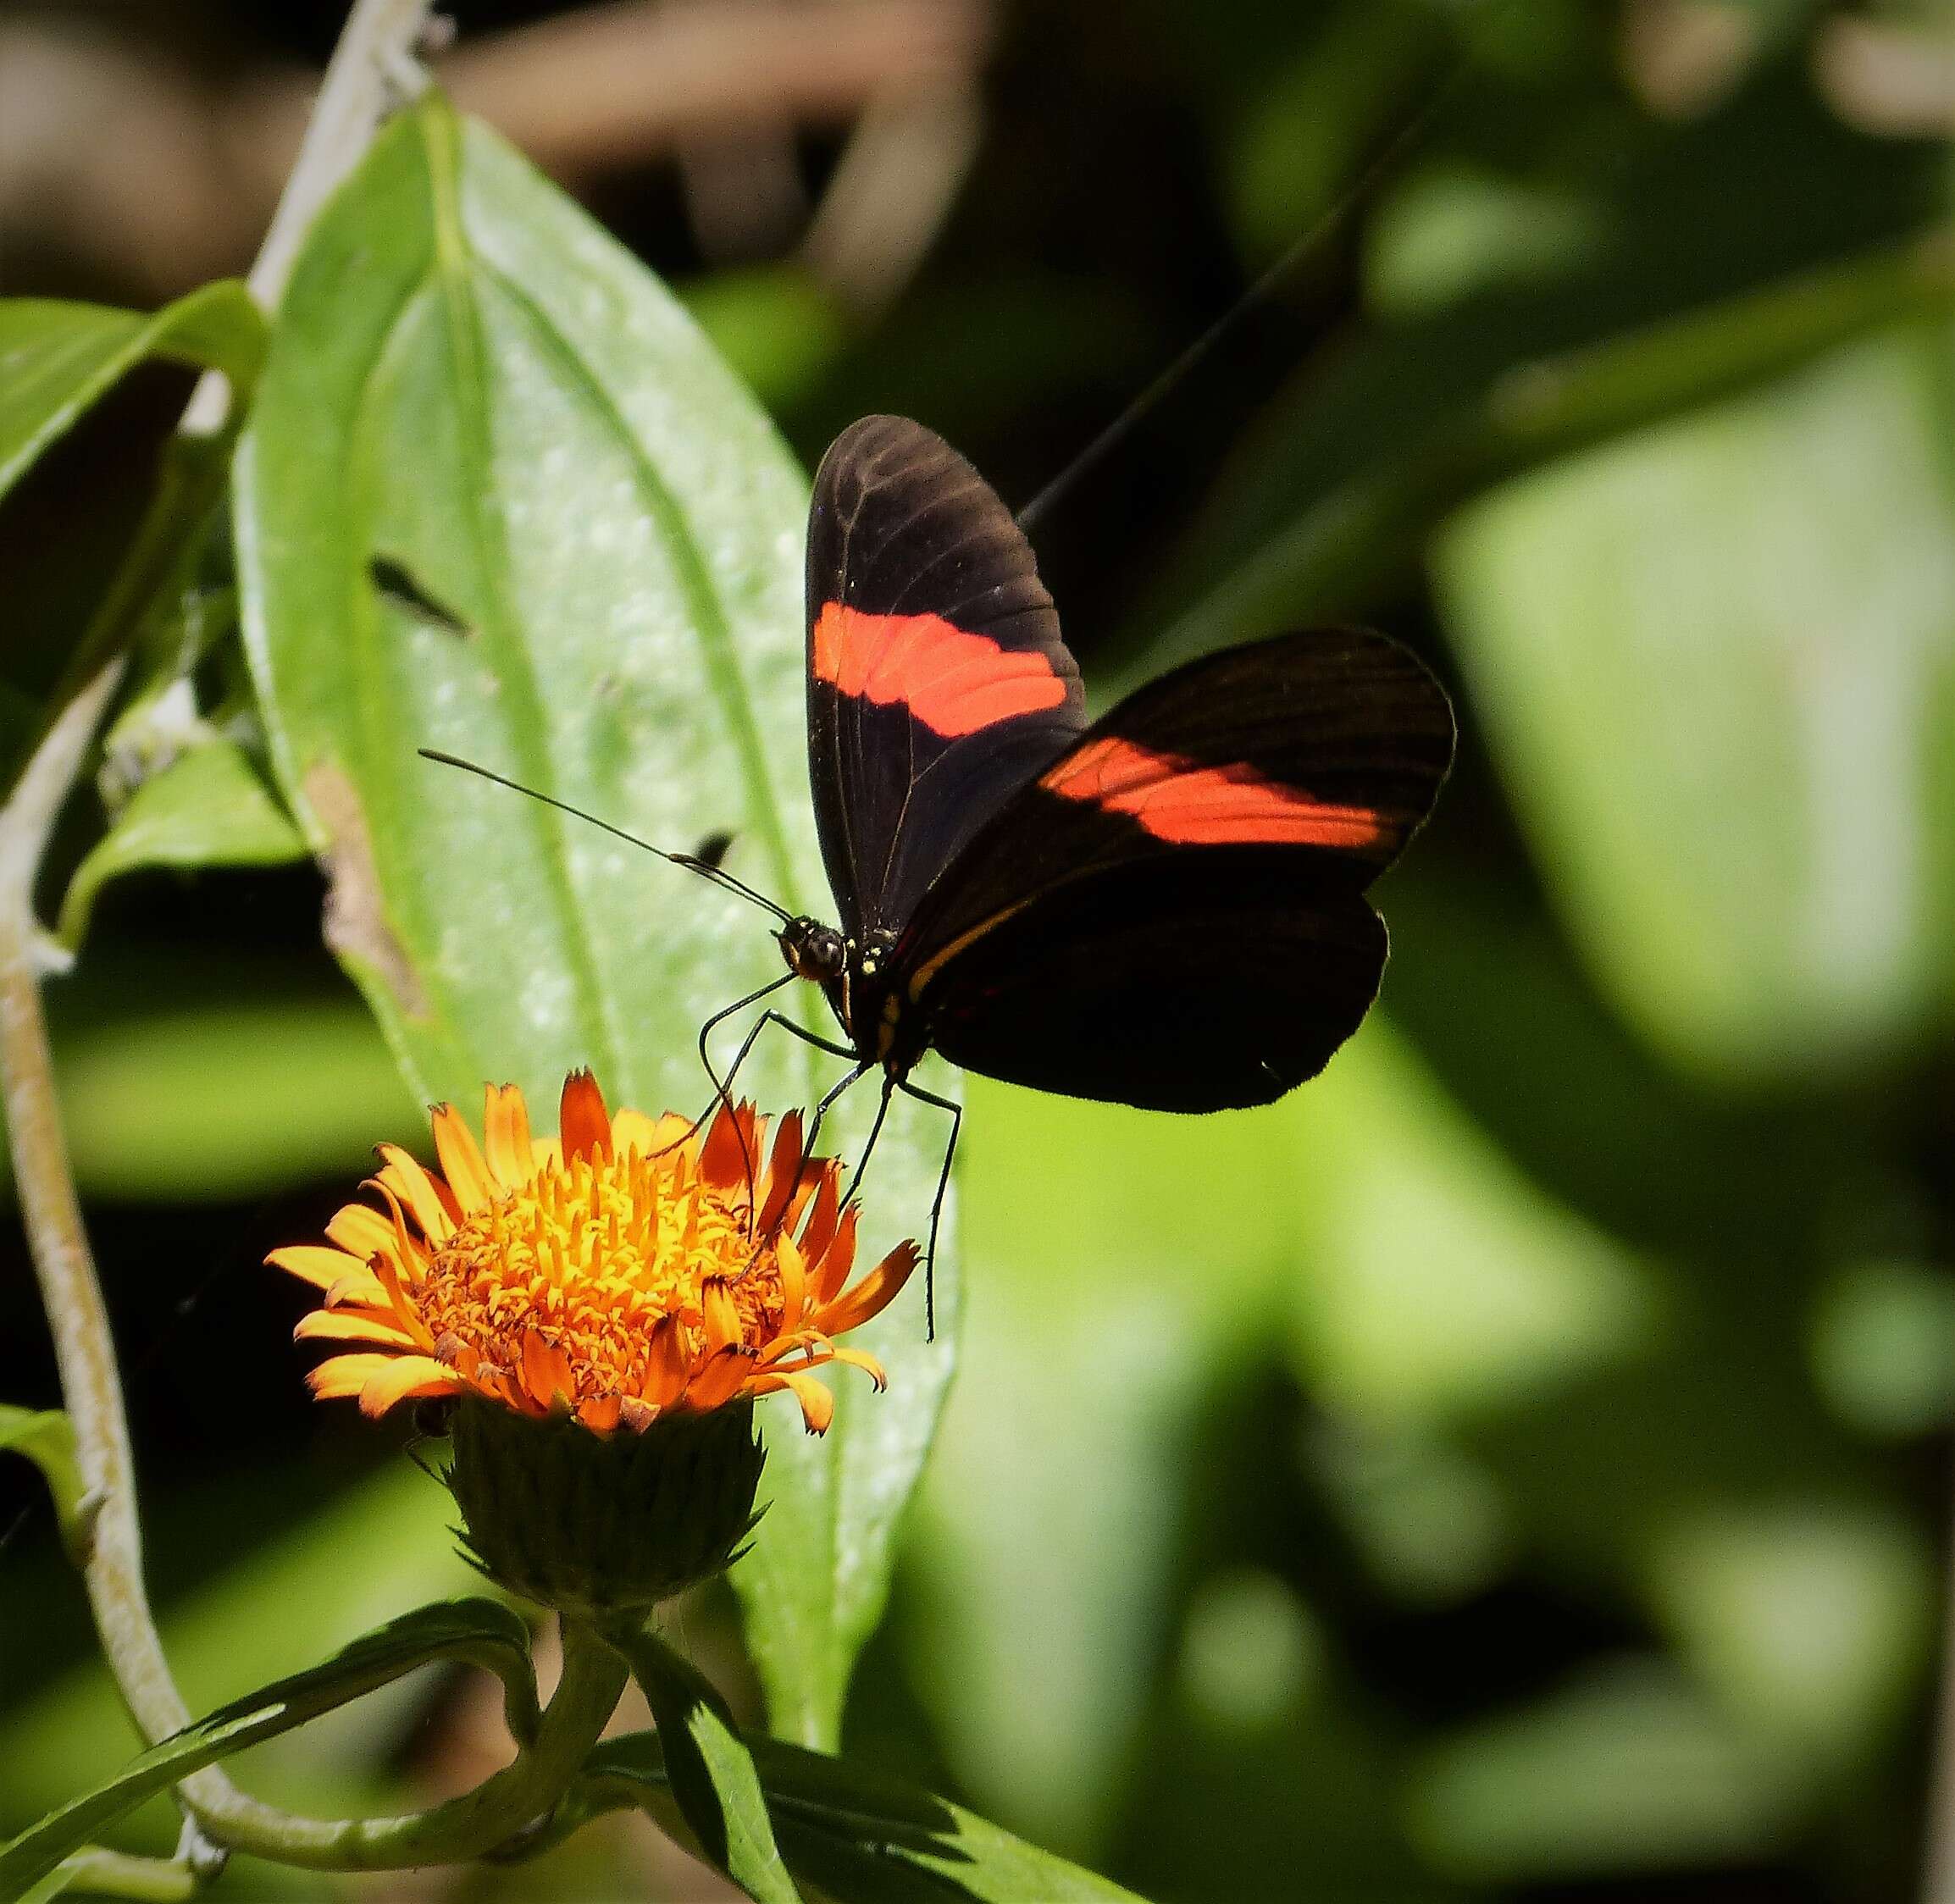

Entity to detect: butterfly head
[777,916,847,984]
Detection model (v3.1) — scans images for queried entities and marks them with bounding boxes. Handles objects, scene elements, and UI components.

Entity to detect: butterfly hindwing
[806,415,1087,941]
[892,627,1455,1110]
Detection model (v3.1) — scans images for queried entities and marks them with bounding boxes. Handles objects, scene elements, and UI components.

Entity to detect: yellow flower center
[417,1145,781,1398]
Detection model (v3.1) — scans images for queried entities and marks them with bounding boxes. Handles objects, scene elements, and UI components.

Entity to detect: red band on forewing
[1042,735,1386,848]
[812,602,1067,738]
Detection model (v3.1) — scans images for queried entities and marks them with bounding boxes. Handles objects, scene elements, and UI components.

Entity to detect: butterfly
[426,414,1454,1318]
[688,412,1457,1303]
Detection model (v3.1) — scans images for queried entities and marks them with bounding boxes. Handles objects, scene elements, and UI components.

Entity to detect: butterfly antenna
[1012,30,1492,540]
[418,749,793,924]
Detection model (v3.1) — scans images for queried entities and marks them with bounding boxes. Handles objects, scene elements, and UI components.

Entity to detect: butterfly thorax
[848,928,930,1074]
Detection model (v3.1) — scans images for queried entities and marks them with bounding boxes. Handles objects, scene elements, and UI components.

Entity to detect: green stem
[191,1618,627,1871]
[41,1846,202,1904]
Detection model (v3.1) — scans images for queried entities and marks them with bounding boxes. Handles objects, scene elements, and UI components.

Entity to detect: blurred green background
[4,0,1955,1896]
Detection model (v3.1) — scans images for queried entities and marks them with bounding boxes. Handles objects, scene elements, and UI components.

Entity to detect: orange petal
[483,1082,534,1186]
[296,1309,418,1348]
[307,1353,405,1401]
[325,1204,394,1261]
[684,1344,757,1413]
[611,1108,658,1158]
[650,1111,693,1154]
[823,1343,888,1390]
[811,1203,861,1307]
[560,1070,611,1164]
[366,1246,435,1345]
[577,1393,623,1433]
[701,1277,743,1353]
[358,1355,456,1417]
[773,1231,808,1338]
[431,1104,496,1213]
[370,1182,429,1297]
[699,1099,753,1191]
[374,1147,453,1243]
[756,1112,806,1234]
[750,1370,835,1434]
[519,1329,575,1412]
[757,1326,830,1368]
[639,1315,690,1409]
[798,1170,842,1271]
[323,1268,389,1309]
[268,1244,362,1290]
[811,1239,919,1338]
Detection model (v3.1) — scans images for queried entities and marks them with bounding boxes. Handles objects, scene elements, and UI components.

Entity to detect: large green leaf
[618,1629,799,1903]
[1434,325,1955,1079]
[235,92,957,1748]
[0,1598,535,1897]
[582,1729,1145,1902]
[0,287,263,504]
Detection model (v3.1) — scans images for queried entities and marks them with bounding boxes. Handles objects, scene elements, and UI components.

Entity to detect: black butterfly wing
[806,415,1087,941]
[894,627,1455,1110]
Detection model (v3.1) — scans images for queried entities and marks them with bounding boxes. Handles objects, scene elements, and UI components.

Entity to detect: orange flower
[271,1071,917,1437]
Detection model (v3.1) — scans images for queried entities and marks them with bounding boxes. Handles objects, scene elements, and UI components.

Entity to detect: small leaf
[0,1406,88,1563]
[618,1628,800,1904]
[584,1728,1147,1902]
[0,1598,536,1897]
[0,285,264,504]
[235,91,957,1746]
[58,740,306,950]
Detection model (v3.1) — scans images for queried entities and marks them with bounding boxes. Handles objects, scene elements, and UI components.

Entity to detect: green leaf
[58,739,306,950]
[235,91,957,1747]
[0,1598,535,1897]
[0,1407,88,1563]
[0,285,264,504]
[584,1729,1146,1902]
[617,1629,800,1903]
[1434,325,1955,1079]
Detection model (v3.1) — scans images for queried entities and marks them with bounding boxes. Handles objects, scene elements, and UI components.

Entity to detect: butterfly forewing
[890,628,1455,1110]
[806,415,1087,941]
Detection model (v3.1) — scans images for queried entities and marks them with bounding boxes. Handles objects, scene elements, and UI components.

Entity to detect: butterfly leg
[794,1055,872,1188]
[722,1008,861,1232]
[895,1077,961,1342]
[660,973,798,1158]
[673,980,854,1218]
[840,1075,898,1208]
[752,1056,872,1268]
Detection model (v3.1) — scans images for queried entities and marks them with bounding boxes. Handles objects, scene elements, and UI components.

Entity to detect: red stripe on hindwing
[812,601,1069,738]
[1040,735,1386,848]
